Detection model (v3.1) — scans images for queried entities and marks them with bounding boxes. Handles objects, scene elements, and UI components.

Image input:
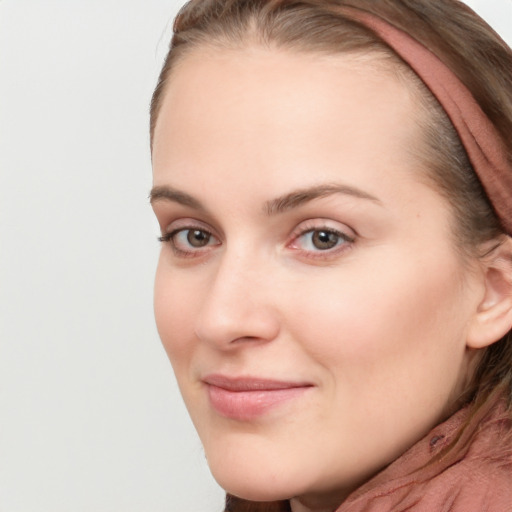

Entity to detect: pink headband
[346,9,512,236]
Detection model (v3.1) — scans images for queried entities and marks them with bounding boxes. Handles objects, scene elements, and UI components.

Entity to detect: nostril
[230,335,263,344]
[194,302,280,349]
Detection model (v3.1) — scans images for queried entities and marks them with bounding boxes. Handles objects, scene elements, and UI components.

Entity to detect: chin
[215,477,294,503]
[208,453,301,503]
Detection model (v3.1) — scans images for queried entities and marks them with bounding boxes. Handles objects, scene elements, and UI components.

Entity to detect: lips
[203,374,313,421]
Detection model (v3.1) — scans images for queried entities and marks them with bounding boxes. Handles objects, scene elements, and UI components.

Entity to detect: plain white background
[0,1,510,511]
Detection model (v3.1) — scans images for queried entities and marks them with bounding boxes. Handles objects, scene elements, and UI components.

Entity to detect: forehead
[152,47,422,199]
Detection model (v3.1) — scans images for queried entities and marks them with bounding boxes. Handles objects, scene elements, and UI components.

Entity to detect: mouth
[202,374,314,421]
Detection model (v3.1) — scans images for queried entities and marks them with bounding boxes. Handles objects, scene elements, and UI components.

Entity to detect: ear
[467,236,512,349]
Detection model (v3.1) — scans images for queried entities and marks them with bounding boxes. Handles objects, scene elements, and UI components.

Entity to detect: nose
[193,250,280,349]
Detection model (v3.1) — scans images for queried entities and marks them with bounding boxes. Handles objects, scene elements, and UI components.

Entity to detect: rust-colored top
[338,394,512,511]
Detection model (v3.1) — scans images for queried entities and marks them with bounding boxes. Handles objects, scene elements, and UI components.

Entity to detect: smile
[203,375,314,421]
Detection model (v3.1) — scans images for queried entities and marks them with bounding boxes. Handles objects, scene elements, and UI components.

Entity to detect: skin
[151,48,488,512]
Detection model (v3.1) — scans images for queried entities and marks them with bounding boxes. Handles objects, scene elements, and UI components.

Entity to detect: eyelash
[287,221,355,260]
[158,225,219,258]
[158,222,356,260]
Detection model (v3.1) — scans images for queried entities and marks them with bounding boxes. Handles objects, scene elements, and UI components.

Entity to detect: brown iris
[187,229,211,247]
[311,230,340,250]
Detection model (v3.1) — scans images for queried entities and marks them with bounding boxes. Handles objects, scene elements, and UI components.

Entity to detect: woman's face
[151,48,483,508]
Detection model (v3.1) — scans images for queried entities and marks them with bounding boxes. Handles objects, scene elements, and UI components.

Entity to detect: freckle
[429,434,445,448]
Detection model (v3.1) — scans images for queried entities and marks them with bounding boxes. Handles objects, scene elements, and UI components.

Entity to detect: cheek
[276,251,471,473]
[286,249,469,391]
[153,256,198,367]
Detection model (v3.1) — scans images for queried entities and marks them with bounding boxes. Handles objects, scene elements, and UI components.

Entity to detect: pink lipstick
[203,375,313,421]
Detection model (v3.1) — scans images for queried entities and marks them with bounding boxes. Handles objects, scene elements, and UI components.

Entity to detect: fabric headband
[345,9,512,236]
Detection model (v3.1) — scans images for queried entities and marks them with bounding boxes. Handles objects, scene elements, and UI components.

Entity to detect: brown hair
[150,1,512,510]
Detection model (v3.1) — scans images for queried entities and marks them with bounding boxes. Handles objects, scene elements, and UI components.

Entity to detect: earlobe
[467,237,512,349]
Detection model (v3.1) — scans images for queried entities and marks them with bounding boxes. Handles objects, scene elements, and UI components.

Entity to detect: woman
[149,1,512,510]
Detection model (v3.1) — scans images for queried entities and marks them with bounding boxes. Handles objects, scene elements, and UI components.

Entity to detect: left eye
[295,229,350,251]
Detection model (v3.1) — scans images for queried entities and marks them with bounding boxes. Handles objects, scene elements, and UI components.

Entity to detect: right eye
[159,227,220,257]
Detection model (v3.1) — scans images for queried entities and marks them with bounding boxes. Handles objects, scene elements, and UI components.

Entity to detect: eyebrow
[149,183,381,214]
[149,186,205,211]
[264,183,381,215]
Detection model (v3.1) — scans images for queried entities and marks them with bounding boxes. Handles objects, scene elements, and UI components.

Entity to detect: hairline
[151,37,423,148]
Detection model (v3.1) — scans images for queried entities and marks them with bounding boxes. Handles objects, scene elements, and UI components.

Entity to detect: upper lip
[203,374,313,391]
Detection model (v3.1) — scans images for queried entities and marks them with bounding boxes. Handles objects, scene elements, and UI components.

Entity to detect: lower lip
[206,385,311,421]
